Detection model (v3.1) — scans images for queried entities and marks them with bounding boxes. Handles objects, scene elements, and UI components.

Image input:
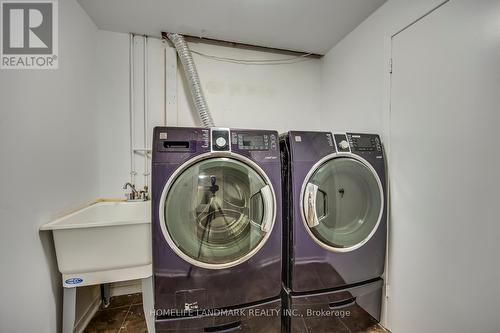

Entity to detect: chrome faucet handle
[139,185,150,201]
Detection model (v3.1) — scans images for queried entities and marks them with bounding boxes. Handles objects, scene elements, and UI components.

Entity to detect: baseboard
[74,294,101,333]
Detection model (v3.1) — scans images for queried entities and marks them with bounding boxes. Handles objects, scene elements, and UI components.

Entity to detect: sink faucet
[123,182,139,201]
[138,185,150,201]
[123,183,149,201]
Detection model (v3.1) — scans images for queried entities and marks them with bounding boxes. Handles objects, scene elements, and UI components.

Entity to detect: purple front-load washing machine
[280,131,387,332]
[152,127,282,332]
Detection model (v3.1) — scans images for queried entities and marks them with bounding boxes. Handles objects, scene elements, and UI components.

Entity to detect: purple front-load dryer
[280,131,387,332]
[152,127,282,332]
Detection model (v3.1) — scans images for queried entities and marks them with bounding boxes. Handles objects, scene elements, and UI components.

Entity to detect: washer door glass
[164,157,274,266]
[302,157,382,250]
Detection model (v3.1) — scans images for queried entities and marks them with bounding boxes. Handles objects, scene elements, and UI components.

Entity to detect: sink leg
[142,276,155,333]
[101,283,110,308]
[63,287,76,333]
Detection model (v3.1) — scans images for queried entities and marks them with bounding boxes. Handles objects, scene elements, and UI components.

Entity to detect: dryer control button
[215,137,227,148]
[339,140,350,150]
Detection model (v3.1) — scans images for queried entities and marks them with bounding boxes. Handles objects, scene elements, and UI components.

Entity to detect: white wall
[6,1,494,331]
[96,31,132,199]
[175,42,323,132]
[320,2,448,325]
[320,0,447,327]
[0,0,100,332]
[389,1,500,332]
[320,0,445,134]
[98,32,323,197]
[321,0,500,331]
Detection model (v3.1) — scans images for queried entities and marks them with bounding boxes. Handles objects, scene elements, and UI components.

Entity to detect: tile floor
[84,293,388,333]
[84,293,147,333]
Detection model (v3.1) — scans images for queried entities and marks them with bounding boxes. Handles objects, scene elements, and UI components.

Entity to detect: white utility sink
[41,200,155,333]
[41,200,152,288]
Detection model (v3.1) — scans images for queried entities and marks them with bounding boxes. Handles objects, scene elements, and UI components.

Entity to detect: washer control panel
[334,134,351,152]
[236,133,274,150]
[211,129,230,151]
[347,133,382,153]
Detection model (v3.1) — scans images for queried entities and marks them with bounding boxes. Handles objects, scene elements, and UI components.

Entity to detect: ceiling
[77,0,386,55]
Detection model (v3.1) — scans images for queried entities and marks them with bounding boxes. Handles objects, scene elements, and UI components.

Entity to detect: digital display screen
[242,136,264,147]
[357,137,373,148]
[238,134,269,150]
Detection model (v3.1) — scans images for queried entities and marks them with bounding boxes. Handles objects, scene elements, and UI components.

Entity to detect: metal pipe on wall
[128,34,152,191]
[143,36,150,189]
[129,33,136,185]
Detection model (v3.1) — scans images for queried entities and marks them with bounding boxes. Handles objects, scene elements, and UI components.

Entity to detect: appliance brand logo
[1,0,58,69]
[65,277,83,285]
[184,301,198,311]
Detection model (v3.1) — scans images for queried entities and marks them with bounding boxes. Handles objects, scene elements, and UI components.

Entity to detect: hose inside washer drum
[166,33,215,127]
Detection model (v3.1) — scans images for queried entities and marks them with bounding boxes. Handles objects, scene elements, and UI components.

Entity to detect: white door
[389,1,500,332]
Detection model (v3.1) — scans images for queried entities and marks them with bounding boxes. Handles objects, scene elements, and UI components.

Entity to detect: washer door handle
[260,185,274,232]
[304,183,320,227]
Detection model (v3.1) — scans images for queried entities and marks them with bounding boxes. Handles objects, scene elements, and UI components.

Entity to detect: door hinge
[389,58,393,74]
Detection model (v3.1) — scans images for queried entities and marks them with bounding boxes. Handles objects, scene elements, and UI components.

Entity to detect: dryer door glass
[163,157,274,267]
[303,157,382,250]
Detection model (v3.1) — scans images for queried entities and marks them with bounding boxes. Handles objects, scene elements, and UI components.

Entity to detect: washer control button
[339,140,350,150]
[215,137,227,148]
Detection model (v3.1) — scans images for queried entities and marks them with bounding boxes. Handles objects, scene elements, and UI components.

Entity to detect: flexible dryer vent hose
[166,32,214,127]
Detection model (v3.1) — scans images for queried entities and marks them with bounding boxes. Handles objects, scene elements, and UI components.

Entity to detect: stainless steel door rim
[300,152,384,253]
[159,151,277,269]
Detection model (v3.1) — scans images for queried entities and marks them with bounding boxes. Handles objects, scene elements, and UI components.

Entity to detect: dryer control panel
[346,133,382,153]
